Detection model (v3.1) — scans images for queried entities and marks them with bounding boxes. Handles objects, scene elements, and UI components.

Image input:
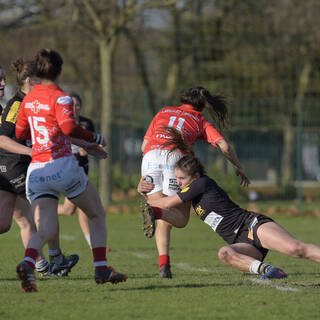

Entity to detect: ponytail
[180,86,229,130]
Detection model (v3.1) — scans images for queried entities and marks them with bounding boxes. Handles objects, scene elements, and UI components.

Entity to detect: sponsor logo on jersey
[195,205,206,217]
[25,100,50,114]
[62,107,73,116]
[155,133,171,139]
[163,109,181,115]
[57,95,73,105]
[0,165,7,173]
[204,211,223,232]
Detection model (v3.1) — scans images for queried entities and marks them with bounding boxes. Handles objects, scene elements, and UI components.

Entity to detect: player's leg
[0,190,16,233]
[70,180,127,284]
[58,196,77,216]
[257,221,320,263]
[17,197,59,292]
[77,208,92,247]
[217,243,286,279]
[13,196,35,248]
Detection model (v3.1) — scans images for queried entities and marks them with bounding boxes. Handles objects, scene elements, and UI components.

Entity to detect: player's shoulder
[55,88,73,106]
[5,90,24,108]
[158,106,180,116]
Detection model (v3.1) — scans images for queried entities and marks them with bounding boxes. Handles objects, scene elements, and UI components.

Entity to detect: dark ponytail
[180,86,229,130]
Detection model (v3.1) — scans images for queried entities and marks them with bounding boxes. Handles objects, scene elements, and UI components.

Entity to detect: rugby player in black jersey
[138,128,320,279]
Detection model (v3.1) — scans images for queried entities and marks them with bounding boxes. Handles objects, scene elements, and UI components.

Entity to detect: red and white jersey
[16,84,94,163]
[143,104,224,155]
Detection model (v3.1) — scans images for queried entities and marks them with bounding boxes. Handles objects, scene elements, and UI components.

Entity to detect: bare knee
[218,246,236,264]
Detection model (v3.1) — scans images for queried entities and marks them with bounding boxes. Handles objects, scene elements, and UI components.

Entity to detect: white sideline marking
[129,252,152,259]
[60,234,76,241]
[174,263,210,273]
[249,278,300,292]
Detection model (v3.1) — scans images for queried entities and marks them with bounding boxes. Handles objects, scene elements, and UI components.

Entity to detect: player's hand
[235,168,250,187]
[93,132,106,147]
[137,176,155,195]
[82,142,107,159]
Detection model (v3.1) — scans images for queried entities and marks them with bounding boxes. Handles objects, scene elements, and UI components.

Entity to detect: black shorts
[0,158,29,194]
[233,212,274,260]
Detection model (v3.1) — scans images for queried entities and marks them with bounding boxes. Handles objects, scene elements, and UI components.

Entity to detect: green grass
[1,212,320,320]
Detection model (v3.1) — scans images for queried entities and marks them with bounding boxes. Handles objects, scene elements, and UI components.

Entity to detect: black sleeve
[79,116,95,132]
[177,176,207,202]
[0,98,21,138]
[0,113,17,138]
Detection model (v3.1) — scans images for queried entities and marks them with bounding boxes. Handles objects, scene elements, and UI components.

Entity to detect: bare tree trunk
[123,27,156,115]
[281,61,311,186]
[98,40,113,206]
[165,5,182,103]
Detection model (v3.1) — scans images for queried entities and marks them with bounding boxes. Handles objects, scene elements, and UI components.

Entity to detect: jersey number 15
[28,116,49,145]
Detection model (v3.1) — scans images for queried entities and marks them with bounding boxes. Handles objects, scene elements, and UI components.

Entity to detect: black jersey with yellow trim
[0,90,30,162]
[177,175,248,244]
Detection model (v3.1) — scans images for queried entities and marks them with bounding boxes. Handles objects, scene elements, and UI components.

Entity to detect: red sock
[159,254,170,269]
[92,247,107,271]
[152,207,162,219]
[24,248,38,269]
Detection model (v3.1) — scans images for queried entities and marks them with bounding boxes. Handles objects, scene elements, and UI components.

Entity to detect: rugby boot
[159,264,172,279]
[48,253,79,276]
[16,261,37,293]
[141,200,156,238]
[95,266,128,284]
[259,267,288,280]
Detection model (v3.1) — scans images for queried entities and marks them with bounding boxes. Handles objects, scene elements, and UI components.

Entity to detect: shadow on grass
[114,282,244,291]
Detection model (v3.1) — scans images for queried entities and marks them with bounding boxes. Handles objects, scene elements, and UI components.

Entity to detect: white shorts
[26,155,88,202]
[141,149,183,196]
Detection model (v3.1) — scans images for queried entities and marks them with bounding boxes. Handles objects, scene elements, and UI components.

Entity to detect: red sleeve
[55,95,94,141]
[201,119,224,147]
[144,112,159,140]
[15,101,31,140]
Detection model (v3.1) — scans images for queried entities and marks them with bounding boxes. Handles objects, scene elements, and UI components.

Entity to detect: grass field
[1,209,320,320]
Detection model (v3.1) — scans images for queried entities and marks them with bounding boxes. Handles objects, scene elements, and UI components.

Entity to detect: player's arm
[148,194,183,210]
[70,137,107,159]
[216,139,250,187]
[203,121,250,187]
[55,96,105,146]
[0,135,31,156]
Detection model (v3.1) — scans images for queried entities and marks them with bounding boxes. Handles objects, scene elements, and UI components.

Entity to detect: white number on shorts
[168,116,185,131]
[28,116,49,145]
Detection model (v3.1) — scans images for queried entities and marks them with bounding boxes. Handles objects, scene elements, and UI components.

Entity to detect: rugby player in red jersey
[15,49,126,292]
[0,59,79,277]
